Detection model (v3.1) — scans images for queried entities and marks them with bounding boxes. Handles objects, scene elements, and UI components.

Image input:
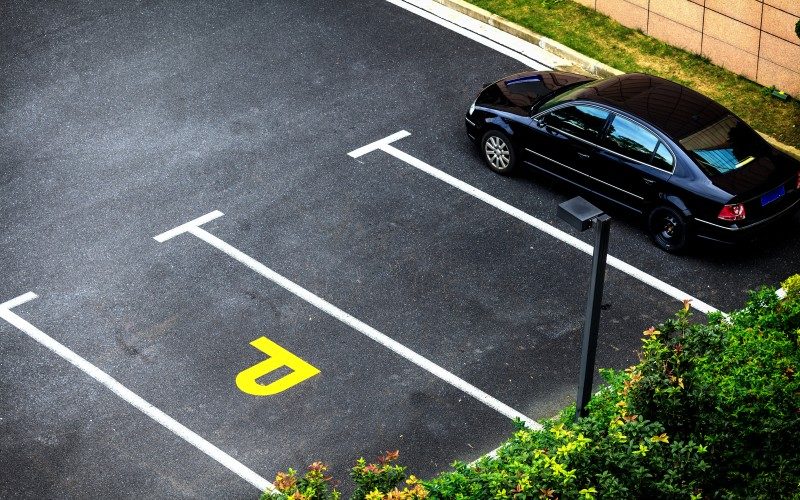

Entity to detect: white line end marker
[0,292,38,311]
[154,210,225,242]
[348,130,411,158]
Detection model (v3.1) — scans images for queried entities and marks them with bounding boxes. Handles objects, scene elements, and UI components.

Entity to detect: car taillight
[796,170,800,190]
[718,203,746,221]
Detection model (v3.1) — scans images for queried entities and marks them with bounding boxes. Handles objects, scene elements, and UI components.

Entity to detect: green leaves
[624,275,800,497]
[262,462,341,500]
[350,451,411,500]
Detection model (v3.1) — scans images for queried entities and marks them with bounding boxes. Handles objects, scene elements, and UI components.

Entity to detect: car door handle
[642,178,656,186]
[576,152,590,160]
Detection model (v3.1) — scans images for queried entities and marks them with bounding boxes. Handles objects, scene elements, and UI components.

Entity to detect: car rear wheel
[648,205,689,253]
[481,130,516,175]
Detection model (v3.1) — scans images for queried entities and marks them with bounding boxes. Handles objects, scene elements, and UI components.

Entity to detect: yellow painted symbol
[236,337,320,396]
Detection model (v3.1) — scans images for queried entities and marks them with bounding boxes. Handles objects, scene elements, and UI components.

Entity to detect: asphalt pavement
[2,0,799,498]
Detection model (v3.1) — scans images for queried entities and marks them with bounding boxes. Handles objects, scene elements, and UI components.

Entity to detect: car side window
[541,105,610,143]
[605,115,660,165]
[652,142,675,171]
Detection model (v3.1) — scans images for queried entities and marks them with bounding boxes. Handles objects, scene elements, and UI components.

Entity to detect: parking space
[3,0,800,498]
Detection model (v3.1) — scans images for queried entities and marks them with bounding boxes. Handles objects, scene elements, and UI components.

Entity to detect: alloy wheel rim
[659,214,679,241]
[485,136,510,170]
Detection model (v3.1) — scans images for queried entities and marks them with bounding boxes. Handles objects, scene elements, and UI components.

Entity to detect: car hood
[476,71,594,116]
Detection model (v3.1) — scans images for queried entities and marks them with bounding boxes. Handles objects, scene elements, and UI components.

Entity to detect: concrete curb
[431,0,800,160]
[759,133,800,161]
[432,0,622,79]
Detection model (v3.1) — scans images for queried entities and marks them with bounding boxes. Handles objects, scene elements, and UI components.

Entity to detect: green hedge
[264,275,800,499]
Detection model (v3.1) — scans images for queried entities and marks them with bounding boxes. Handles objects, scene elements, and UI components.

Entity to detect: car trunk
[710,153,799,223]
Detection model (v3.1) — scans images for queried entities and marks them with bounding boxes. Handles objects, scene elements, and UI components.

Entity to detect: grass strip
[465,0,800,147]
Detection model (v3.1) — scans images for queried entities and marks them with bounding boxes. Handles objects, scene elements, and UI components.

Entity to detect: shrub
[626,278,800,496]
[424,400,710,499]
[796,19,800,40]
[264,452,428,500]
[261,462,340,500]
[263,275,800,499]
[350,451,414,500]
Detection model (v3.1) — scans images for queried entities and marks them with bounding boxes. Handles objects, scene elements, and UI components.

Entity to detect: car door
[523,103,611,189]
[590,113,675,212]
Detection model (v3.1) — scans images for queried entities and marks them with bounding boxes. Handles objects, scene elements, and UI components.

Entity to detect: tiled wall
[574,0,800,96]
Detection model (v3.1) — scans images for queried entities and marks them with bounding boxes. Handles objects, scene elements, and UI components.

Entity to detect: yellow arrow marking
[236,337,320,396]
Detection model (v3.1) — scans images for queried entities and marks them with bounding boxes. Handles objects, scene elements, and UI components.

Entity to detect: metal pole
[575,214,611,420]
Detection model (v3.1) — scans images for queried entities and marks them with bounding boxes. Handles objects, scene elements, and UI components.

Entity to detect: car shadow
[505,158,800,264]
[690,215,800,262]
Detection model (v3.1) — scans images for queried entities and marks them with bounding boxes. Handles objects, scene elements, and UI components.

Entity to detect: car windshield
[679,115,768,177]
[535,81,595,112]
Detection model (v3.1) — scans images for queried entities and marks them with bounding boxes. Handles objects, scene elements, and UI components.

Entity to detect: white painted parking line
[385,0,563,70]
[154,213,541,430]
[348,131,720,315]
[0,292,273,494]
[153,210,224,243]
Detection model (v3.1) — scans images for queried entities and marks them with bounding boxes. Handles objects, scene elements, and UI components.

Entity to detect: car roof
[566,73,730,140]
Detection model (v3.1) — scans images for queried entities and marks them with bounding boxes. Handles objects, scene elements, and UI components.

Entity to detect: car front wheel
[481,130,516,175]
[648,205,689,253]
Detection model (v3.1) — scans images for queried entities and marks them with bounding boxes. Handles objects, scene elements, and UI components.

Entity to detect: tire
[648,205,690,253]
[480,130,517,175]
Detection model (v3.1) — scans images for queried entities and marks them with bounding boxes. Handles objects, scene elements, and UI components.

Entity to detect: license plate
[761,185,785,206]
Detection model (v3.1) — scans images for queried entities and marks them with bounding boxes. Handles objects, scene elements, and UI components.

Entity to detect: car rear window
[679,115,767,177]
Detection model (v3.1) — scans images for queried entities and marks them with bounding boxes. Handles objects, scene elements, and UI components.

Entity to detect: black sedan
[465,71,800,252]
